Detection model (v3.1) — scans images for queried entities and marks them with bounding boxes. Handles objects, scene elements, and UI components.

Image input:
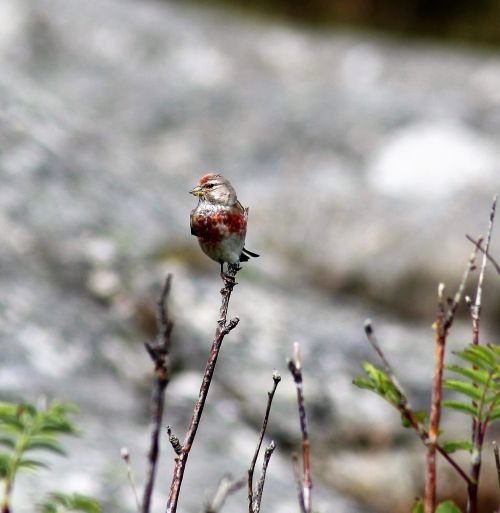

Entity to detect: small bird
[189,173,259,275]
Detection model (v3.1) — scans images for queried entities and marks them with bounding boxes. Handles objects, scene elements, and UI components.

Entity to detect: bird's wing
[190,210,199,236]
[237,201,249,220]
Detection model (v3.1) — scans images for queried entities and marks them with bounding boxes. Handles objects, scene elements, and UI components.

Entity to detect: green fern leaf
[25,437,66,456]
[441,439,473,453]
[18,458,49,471]
[443,379,484,401]
[442,400,478,417]
[445,365,492,387]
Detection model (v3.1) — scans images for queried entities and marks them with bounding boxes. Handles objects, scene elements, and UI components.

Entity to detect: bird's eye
[205,183,216,188]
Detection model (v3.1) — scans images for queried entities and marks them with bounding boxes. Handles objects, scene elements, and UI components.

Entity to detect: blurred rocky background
[0,0,499,512]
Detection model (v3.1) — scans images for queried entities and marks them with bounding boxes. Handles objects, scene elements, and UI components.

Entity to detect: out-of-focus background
[1,0,499,511]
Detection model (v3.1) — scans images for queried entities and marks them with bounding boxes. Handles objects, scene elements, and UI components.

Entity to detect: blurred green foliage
[0,400,100,513]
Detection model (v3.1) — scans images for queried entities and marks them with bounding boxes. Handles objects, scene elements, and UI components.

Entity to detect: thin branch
[363,320,471,486]
[426,241,479,513]
[121,448,141,513]
[466,235,500,275]
[468,196,497,513]
[166,264,241,513]
[247,371,281,513]
[493,441,500,489]
[291,453,307,513]
[444,241,481,331]
[426,283,448,513]
[143,274,174,513]
[471,195,497,345]
[252,442,276,513]
[204,474,246,513]
[288,342,312,513]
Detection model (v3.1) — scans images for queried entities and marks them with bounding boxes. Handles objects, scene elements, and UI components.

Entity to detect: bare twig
[362,320,470,485]
[252,442,276,513]
[247,371,281,513]
[427,240,482,513]
[291,453,307,513]
[466,235,500,275]
[166,264,241,513]
[143,274,174,513]
[471,196,497,345]
[205,474,246,513]
[288,342,312,513]
[493,441,500,489]
[467,196,497,513]
[444,242,481,331]
[121,448,141,513]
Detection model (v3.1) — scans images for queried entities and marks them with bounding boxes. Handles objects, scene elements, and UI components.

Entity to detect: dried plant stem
[248,372,281,513]
[426,307,445,513]
[291,453,307,513]
[252,442,276,513]
[143,275,173,513]
[471,195,497,345]
[467,196,497,513]
[121,448,141,513]
[288,343,312,513]
[166,265,240,513]
[205,474,246,513]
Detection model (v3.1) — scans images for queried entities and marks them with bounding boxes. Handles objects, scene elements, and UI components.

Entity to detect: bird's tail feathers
[240,247,260,262]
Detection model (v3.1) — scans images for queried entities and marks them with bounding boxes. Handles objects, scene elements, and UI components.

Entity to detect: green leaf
[468,345,497,366]
[445,365,492,388]
[489,406,500,422]
[441,439,473,453]
[411,499,424,513]
[401,410,426,429]
[361,362,402,405]
[443,379,483,401]
[40,492,101,513]
[39,418,78,436]
[0,452,12,478]
[453,349,494,372]
[25,437,66,456]
[442,400,478,417]
[0,436,16,449]
[488,343,500,358]
[18,458,49,471]
[0,415,24,432]
[352,376,376,391]
[435,500,463,513]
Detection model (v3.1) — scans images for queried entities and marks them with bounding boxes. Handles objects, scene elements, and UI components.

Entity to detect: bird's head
[189,173,237,205]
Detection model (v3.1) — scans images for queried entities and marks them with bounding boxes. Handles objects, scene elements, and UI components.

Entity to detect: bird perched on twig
[189,173,259,277]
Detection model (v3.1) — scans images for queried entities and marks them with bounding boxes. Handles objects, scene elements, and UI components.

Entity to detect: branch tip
[293,342,302,369]
[120,447,130,462]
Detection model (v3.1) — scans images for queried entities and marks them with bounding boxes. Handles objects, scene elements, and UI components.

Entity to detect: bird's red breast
[191,206,247,243]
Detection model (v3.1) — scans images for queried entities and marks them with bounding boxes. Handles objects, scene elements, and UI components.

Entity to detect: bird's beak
[189,186,203,197]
